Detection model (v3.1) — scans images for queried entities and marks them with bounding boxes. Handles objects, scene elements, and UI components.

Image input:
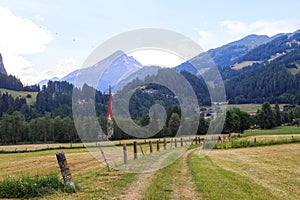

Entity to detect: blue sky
[0,0,300,84]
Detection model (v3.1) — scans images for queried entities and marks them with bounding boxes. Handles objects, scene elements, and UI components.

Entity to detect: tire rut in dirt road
[115,148,200,200]
[171,148,200,200]
[116,171,156,200]
[116,150,176,200]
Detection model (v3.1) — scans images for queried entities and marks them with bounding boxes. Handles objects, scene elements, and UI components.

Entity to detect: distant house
[248,111,256,116]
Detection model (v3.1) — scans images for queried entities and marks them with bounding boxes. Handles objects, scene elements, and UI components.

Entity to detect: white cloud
[196,30,217,50]
[0,6,53,84]
[34,15,44,22]
[35,57,80,84]
[220,20,300,37]
[196,20,300,50]
[129,49,184,68]
[44,57,80,79]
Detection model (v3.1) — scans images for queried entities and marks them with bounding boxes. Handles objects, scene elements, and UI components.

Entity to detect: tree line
[224,102,300,135]
[0,98,299,144]
[1,75,300,144]
[0,112,78,144]
[0,105,208,144]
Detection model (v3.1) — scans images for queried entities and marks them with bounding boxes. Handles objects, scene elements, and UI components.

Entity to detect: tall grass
[213,136,300,149]
[0,173,69,198]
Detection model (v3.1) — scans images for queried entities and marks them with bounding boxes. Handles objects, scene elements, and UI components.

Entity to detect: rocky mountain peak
[0,53,8,75]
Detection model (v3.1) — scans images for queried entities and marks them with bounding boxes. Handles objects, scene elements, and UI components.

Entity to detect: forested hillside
[235,33,300,63]
[226,41,300,104]
[0,81,109,144]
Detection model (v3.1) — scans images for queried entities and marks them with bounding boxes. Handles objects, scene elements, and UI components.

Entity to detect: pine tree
[168,113,180,136]
[274,103,282,126]
[223,110,234,133]
[258,102,275,129]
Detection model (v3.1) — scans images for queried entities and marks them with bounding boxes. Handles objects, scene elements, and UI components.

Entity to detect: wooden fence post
[140,144,145,156]
[198,137,201,144]
[180,138,183,147]
[195,137,198,144]
[123,144,127,164]
[175,138,177,148]
[99,144,110,171]
[163,138,167,150]
[149,141,153,153]
[56,151,75,189]
[254,137,257,145]
[133,141,138,159]
[156,140,160,152]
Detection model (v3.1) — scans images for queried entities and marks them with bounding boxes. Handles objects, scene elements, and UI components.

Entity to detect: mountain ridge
[175,34,271,76]
[39,51,143,92]
[37,29,300,96]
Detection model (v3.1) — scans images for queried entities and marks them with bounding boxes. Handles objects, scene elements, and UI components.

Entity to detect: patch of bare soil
[116,150,177,200]
[116,171,156,200]
[171,148,200,200]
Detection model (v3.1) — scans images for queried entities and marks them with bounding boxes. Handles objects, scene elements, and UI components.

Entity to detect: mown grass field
[0,88,38,105]
[1,127,300,199]
[0,147,139,199]
[225,103,285,113]
[188,144,300,200]
[288,67,300,75]
[243,126,300,136]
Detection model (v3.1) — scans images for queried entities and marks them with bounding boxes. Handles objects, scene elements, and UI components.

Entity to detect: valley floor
[0,143,299,199]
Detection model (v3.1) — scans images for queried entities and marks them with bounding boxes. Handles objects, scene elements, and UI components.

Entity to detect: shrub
[0,174,67,198]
